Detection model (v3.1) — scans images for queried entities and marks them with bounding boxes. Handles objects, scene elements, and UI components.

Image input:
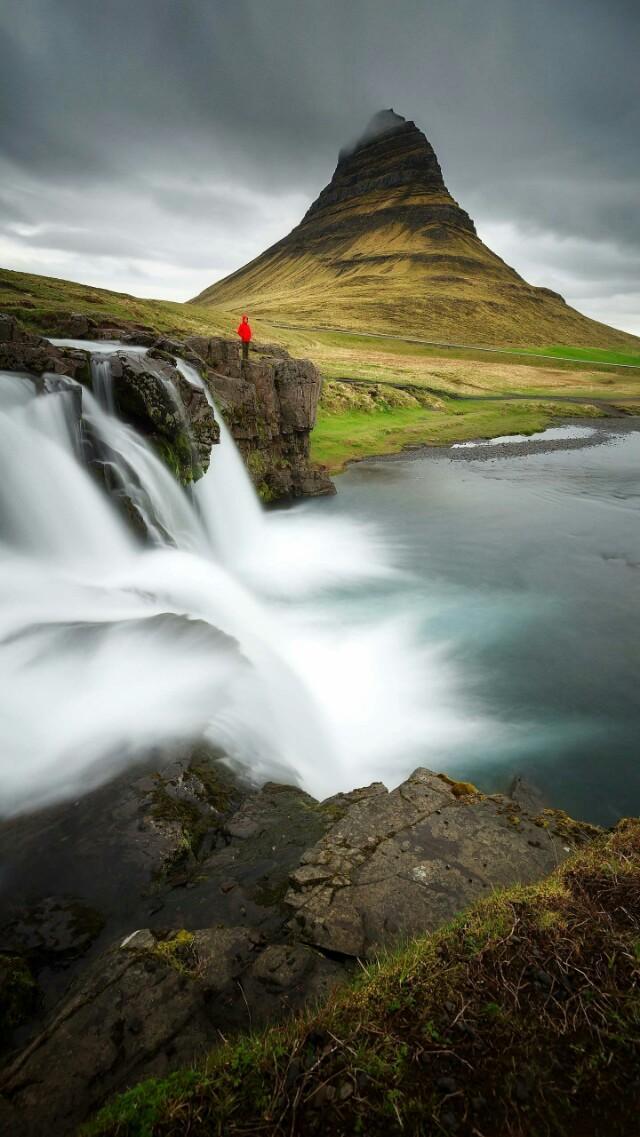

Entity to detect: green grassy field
[2,266,638,470]
[530,344,640,367]
[311,395,607,473]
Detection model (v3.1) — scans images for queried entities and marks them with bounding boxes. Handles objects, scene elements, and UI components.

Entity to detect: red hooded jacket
[237,316,252,342]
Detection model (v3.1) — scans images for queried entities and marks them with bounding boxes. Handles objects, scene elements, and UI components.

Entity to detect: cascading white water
[0,352,484,818]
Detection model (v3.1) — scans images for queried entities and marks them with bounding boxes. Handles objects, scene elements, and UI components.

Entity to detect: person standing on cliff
[237,314,252,364]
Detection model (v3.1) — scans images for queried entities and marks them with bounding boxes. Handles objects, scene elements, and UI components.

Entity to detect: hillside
[193,109,639,350]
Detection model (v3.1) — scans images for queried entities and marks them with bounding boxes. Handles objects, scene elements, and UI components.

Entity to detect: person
[237,314,252,363]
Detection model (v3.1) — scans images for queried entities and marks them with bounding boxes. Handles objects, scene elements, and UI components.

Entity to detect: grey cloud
[0,0,638,331]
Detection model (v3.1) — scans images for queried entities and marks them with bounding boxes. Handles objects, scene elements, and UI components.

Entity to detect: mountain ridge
[192,110,638,349]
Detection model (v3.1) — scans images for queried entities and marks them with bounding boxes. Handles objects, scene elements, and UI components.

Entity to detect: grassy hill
[3,264,639,473]
[193,111,640,352]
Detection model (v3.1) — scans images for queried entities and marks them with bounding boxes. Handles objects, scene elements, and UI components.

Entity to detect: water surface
[305,426,640,826]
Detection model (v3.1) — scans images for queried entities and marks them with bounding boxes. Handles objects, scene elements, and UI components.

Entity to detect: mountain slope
[192,110,638,349]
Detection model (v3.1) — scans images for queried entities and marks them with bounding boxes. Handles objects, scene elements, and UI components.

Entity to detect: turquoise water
[305,428,640,826]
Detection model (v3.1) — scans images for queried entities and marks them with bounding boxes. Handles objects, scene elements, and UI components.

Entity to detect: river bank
[311,378,640,473]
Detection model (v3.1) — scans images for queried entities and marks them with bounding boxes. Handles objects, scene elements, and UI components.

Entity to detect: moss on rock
[436,772,480,798]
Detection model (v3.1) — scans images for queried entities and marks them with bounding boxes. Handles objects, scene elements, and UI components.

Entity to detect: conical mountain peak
[341,108,409,155]
[303,108,460,229]
[192,112,634,349]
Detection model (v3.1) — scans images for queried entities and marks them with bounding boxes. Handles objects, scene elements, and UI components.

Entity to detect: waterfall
[0,349,477,819]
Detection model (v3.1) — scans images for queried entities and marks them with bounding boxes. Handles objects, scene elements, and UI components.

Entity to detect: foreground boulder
[85,820,640,1137]
[285,770,598,956]
[0,759,600,1137]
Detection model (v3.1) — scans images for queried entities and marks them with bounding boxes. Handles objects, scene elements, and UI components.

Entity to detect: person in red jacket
[237,314,252,364]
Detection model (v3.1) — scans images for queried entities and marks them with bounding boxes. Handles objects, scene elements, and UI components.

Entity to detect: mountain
[192,110,637,348]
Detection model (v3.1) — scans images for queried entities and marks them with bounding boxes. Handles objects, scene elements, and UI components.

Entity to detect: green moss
[152,931,197,977]
[86,820,640,1137]
[246,449,285,503]
[149,757,235,880]
[151,433,198,486]
[436,772,480,798]
[0,954,38,1033]
[187,759,233,815]
[533,807,602,845]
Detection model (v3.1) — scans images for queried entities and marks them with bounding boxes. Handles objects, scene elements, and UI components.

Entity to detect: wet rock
[285,767,594,957]
[0,316,90,381]
[106,351,218,482]
[120,929,155,952]
[509,775,547,814]
[0,939,216,1137]
[0,956,39,1041]
[0,898,105,966]
[0,925,345,1137]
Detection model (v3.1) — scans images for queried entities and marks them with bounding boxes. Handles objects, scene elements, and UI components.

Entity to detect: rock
[182,335,334,501]
[0,955,38,1041]
[285,767,595,957]
[0,756,601,1137]
[0,925,344,1137]
[120,929,156,952]
[0,938,216,1137]
[509,775,547,813]
[0,316,90,381]
[0,897,105,966]
[106,350,219,482]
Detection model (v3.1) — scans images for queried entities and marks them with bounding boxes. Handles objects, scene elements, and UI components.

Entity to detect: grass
[3,265,638,471]
[0,266,230,340]
[311,395,607,473]
[531,345,640,368]
[84,818,640,1137]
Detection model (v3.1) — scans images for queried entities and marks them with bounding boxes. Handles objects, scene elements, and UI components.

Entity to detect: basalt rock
[105,350,219,482]
[0,313,90,381]
[183,334,334,500]
[0,759,601,1137]
[285,768,600,958]
[0,311,332,502]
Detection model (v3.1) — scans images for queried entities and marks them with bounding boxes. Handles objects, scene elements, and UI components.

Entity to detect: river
[303,423,640,826]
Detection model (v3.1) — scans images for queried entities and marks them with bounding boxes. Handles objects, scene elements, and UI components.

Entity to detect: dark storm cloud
[0,0,638,326]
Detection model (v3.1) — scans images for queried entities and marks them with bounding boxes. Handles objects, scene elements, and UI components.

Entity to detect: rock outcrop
[0,311,333,501]
[0,755,599,1137]
[0,312,90,381]
[0,315,218,486]
[180,334,334,499]
[286,770,595,957]
[105,350,218,482]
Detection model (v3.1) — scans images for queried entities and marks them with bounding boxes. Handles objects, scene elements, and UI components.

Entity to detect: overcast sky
[1,0,638,332]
